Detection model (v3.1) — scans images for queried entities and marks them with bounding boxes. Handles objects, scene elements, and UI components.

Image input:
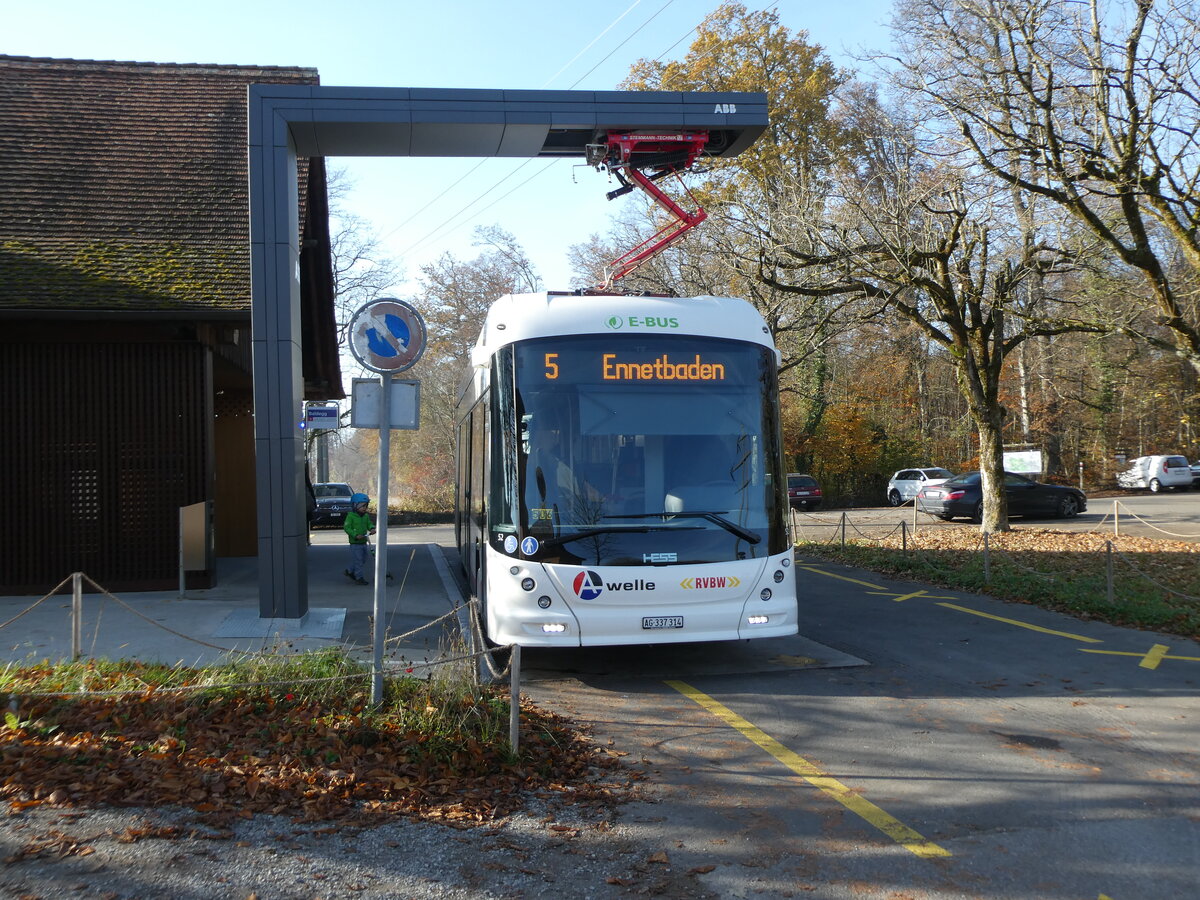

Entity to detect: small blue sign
[503,535,518,554]
[521,536,539,556]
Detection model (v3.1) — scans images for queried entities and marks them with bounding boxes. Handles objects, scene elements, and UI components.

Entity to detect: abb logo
[714,103,737,114]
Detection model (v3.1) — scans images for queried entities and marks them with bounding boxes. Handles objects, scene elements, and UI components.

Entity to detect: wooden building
[0,56,341,593]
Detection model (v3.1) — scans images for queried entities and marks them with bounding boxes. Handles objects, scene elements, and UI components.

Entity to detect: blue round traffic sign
[348,299,427,373]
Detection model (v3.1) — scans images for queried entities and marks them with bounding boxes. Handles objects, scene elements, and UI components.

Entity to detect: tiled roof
[0,55,320,311]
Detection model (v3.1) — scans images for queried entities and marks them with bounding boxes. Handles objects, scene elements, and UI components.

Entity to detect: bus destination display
[542,350,728,382]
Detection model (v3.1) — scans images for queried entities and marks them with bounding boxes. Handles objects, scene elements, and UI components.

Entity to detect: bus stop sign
[348,298,427,374]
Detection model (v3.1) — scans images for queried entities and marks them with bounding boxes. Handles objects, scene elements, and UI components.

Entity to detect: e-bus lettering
[625,316,679,329]
[602,353,726,381]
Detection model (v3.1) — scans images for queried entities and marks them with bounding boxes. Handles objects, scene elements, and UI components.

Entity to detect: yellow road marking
[665,680,951,859]
[1140,644,1170,669]
[1079,644,1199,669]
[798,566,887,591]
[936,602,1103,643]
[874,589,930,603]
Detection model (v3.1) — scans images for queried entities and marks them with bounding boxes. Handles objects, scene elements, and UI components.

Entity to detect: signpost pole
[372,373,391,708]
[345,297,426,710]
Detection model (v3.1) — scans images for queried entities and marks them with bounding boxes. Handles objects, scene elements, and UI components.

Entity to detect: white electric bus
[455,292,797,647]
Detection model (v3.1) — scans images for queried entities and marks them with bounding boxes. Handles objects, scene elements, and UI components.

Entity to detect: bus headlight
[747,615,769,625]
[760,588,772,600]
[521,577,536,591]
[541,623,566,633]
[773,570,785,583]
[537,596,552,609]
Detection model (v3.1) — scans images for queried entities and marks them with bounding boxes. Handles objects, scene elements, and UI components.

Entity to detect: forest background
[321,0,1200,514]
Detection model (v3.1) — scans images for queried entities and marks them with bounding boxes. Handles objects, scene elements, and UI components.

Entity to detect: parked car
[1115,455,1193,492]
[887,467,953,506]
[916,471,1087,522]
[787,473,822,510]
[1192,459,1200,488]
[311,482,355,527]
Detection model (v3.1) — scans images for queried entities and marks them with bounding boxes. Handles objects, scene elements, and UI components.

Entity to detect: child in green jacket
[343,493,374,585]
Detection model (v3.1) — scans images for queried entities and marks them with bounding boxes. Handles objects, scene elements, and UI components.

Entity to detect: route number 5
[544,353,559,379]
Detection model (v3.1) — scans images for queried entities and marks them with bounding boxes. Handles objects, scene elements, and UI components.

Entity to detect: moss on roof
[0,56,318,312]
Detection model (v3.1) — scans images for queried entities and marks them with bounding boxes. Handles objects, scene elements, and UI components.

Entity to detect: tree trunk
[975,404,1009,533]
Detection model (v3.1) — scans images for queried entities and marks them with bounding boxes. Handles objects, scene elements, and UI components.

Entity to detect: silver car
[887,467,953,506]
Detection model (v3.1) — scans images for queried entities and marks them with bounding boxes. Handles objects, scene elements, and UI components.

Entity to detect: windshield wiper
[604,511,761,545]
[537,522,706,548]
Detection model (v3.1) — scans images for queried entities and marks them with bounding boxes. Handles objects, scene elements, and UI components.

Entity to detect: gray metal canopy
[248,84,768,619]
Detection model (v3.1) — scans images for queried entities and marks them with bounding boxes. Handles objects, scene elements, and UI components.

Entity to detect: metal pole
[840,511,846,548]
[317,431,330,483]
[371,374,392,708]
[1106,541,1114,605]
[1113,499,1120,538]
[178,507,185,600]
[983,532,990,584]
[71,572,82,660]
[901,520,907,554]
[509,643,521,753]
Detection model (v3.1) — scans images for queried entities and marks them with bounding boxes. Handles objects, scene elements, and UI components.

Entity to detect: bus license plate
[642,616,684,630]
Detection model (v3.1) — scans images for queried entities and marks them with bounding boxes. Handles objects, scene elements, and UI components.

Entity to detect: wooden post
[71,572,82,660]
[1106,541,1114,605]
[509,644,521,754]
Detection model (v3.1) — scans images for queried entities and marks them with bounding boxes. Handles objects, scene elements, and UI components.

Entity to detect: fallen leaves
[0,666,639,830]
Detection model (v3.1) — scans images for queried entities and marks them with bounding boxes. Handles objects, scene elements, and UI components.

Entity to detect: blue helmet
[351,493,369,505]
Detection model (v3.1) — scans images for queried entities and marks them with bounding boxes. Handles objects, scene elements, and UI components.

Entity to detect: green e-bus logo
[603,315,680,330]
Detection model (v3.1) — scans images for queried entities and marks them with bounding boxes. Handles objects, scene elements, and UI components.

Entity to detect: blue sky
[7,0,895,292]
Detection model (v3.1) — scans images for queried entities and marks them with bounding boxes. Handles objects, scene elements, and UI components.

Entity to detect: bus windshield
[497,333,787,565]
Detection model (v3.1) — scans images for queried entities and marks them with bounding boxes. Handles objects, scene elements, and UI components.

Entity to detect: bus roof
[471,293,776,365]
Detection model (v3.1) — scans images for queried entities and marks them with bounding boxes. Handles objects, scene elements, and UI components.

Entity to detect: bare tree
[382,227,541,509]
[326,167,403,347]
[763,96,1107,530]
[888,0,1200,379]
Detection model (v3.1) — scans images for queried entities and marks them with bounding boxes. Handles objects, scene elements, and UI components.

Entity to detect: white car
[1116,455,1194,492]
[887,468,953,506]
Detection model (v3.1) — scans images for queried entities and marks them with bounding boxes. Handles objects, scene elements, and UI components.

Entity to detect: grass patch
[0,647,636,827]
[797,526,1200,638]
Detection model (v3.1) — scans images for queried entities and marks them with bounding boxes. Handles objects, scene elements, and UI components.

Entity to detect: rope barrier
[846,520,904,542]
[1110,546,1200,603]
[988,545,1057,580]
[1110,501,1200,539]
[0,575,73,633]
[467,598,515,681]
[81,574,257,657]
[7,641,511,702]
[797,511,1199,607]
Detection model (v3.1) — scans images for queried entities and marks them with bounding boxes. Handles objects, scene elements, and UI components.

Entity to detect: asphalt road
[482,535,1200,898]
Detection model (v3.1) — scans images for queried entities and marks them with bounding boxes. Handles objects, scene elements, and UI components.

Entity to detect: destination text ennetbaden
[601,353,726,381]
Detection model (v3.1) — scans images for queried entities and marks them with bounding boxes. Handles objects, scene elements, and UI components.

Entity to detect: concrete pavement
[0,526,466,669]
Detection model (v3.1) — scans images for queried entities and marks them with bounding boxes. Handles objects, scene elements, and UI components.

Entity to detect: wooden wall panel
[0,341,208,593]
